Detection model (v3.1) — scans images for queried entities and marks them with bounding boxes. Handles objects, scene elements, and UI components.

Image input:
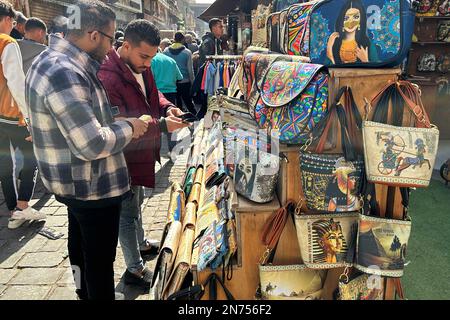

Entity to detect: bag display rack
[151,0,440,301]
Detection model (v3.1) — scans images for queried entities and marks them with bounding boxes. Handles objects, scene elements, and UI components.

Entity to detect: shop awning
[198,0,240,22]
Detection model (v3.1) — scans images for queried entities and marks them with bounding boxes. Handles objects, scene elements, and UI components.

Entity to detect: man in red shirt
[98,19,189,288]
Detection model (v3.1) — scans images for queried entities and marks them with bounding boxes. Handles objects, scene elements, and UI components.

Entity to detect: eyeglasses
[88,30,114,45]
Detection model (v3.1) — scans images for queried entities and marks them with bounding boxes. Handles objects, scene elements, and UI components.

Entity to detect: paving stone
[0,285,5,295]
[0,251,26,269]
[47,286,77,300]
[44,215,67,227]
[0,269,18,284]
[9,268,64,285]
[53,207,68,216]
[40,239,66,252]
[57,267,76,285]
[36,207,59,216]
[17,252,64,268]
[0,239,7,249]
[0,285,51,300]
[22,238,48,253]
[0,217,9,227]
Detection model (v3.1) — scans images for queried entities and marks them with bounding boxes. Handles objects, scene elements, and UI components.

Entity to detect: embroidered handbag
[252,4,272,47]
[167,183,186,222]
[437,21,450,42]
[416,0,439,16]
[294,210,359,269]
[273,0,305,12]
[355,214,412,277]
[259,202,327,300]
[363,81,439,187]
[417,53,437,72]
[279,9,290,54]
[300,87,365,212]
[254,60,329,144]
[286,0,415,68]
[337,269,385,300]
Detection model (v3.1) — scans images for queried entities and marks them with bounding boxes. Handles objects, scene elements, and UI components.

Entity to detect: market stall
[151,0,440,301]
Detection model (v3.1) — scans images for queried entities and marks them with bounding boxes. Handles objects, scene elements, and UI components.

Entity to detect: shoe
[8,218,26,229]
[11,207,46,221]
[115,292,125,300]
[123,267,153,289]
[140,239,160,257]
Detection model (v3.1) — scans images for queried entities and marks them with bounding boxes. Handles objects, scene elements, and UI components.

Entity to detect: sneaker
[11,207,46,221]
[115,292,125,300]
[7,218,26,229]
[123,267,153,289]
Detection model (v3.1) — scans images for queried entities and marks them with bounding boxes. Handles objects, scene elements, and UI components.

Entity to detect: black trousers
[59,196,122,300]
[176,82,196,115]
[0,123,38,211]
[196,91,209,120]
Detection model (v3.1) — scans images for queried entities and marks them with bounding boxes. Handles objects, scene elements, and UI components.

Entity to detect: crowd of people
[0,0,226,300]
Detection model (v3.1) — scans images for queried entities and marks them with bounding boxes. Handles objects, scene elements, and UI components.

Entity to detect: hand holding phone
[177,112,198,123]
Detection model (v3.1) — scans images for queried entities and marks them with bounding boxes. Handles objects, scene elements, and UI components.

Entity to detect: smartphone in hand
[177,112,198,123]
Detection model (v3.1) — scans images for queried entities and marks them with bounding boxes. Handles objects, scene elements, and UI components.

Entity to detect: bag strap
[393,278,405,300]
[203,272,235,300]
[310,86,361,161]
[371,81,431,128]
[260,201,296,264]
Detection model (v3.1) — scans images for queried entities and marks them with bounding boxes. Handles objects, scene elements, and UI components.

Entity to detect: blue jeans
[119,185,148,274]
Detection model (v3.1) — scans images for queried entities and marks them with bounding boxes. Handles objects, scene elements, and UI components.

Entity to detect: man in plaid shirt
[25,0,148,300]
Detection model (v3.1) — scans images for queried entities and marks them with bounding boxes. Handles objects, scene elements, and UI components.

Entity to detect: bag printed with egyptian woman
[295,0,416,67]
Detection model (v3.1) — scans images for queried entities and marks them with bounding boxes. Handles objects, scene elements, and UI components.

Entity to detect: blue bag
[285,0,416,67]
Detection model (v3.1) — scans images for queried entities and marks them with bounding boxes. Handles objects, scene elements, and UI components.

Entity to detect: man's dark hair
[0,1,16,20]
[124,19,160,47]
[174,31,185,43]
[49,15,68,35]
[15,11,27,24]
[209,18,222,31]
[66,0,116,38]
[25,17,47,32]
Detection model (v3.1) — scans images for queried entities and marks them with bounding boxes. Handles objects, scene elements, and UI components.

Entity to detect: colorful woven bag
[254,60,329,144]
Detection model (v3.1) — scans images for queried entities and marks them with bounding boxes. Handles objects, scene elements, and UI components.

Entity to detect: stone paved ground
[0,136,188,300]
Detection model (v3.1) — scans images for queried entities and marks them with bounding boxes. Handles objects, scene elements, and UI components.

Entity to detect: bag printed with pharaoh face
[295,212,359,269]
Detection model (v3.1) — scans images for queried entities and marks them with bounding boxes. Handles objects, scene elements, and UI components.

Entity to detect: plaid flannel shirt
[25,35,133,201]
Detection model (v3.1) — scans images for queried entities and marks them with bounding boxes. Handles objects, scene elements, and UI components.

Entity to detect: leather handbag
[416,0,439,16]
[294,209,359,269]
[259,202,327,300]
[254,59,329,144]
[337,269,385,300]
[232,131,280,203]
[417,53,437,72]
[151,221,182,300]
[355,214,412,277]
[162,227,195,299]
[300,87,365,212]
[167,183,186,223]
[252,3,272,47]
[437,21,450,42]
[363,81,439,187]
[286,0,415,68]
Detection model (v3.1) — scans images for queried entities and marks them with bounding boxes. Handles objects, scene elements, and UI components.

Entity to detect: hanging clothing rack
[206,55,242,60]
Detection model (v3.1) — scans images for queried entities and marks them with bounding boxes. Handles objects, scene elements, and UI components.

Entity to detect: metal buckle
[259,248,271,265]
[301,138,313,152]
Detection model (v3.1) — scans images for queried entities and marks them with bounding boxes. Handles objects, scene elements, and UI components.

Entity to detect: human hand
[165,116,191,133]
[126,118,149,139]
[167,107,184,118]
[356,46,369,63]
[25,135,32,142]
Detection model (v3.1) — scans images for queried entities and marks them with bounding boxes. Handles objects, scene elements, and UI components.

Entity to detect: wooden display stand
[193,68,407,300]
